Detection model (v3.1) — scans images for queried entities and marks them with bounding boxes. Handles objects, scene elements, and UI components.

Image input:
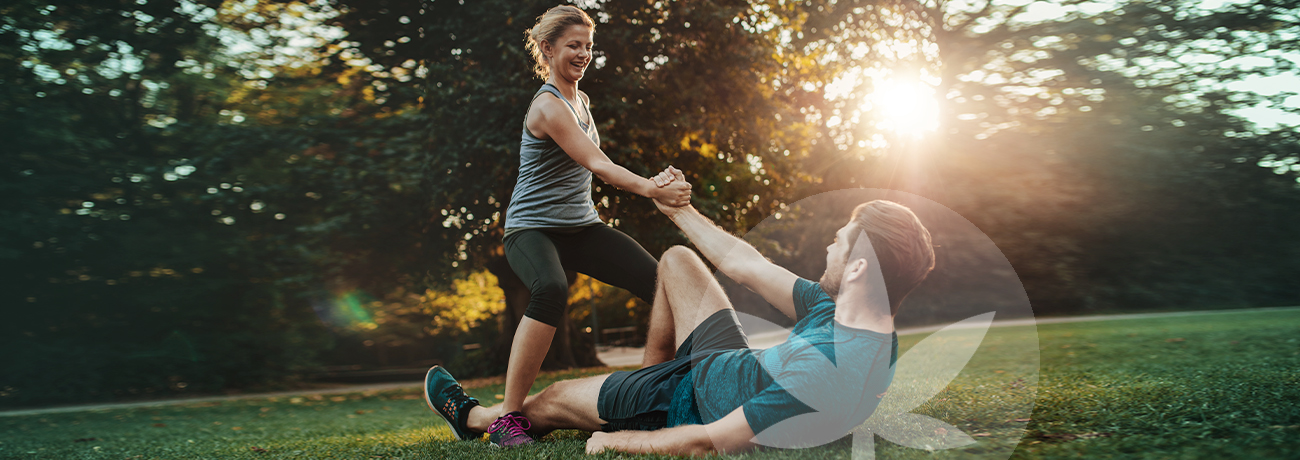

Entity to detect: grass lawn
[3,309,1298,459]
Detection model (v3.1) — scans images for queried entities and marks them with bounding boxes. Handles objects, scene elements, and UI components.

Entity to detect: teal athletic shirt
[667,278,898,437]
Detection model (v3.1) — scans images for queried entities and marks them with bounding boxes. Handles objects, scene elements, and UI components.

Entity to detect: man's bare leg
[641,273,677,367]
[464,247,733,437]
[466,374,610,438]
[656,246,736,350]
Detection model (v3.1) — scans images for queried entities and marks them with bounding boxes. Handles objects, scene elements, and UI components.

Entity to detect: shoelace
[489,413,532,438]
[441,385,471,419]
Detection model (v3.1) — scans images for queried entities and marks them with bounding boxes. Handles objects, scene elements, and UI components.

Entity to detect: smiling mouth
[571,62,587,71]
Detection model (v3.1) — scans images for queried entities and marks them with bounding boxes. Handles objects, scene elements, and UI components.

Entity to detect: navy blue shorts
[596,309,748,431]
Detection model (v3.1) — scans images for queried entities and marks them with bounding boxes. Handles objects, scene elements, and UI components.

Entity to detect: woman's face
[544,25,593,83]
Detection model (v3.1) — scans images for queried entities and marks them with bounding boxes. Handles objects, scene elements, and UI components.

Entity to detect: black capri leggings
[503,225,658,327]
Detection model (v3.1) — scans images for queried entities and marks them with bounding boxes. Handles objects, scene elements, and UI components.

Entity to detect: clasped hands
[650,165,691,213]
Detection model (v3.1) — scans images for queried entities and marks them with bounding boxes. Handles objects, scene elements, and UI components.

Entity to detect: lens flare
[313,290,378,330]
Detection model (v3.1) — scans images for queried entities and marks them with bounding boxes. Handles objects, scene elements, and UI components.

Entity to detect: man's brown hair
[845,200,935,315]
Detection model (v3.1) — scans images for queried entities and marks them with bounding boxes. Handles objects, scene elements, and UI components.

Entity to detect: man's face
[819,223,854,297]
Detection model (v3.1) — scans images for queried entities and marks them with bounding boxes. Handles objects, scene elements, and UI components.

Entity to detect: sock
[457,399,481,435]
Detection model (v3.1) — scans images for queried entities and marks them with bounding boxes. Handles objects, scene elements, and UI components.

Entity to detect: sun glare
[864,79,940,137]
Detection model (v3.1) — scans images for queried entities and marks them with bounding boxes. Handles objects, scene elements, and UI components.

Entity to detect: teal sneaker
[423,366,482,440]
[488,411,535,447]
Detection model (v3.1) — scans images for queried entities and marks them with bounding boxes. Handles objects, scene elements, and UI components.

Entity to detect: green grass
[3,309,1298,459]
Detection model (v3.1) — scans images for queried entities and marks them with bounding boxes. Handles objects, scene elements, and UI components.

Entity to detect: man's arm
[584,408,755,455]
[656,198,799,320]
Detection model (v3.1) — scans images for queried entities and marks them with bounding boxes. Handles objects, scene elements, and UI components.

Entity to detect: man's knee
[660,245,705,273]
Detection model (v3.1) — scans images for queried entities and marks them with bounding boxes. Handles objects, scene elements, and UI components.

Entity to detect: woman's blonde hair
[523,5,595,80]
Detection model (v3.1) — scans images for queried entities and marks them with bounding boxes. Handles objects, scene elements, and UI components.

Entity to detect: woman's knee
[524,278,569,327]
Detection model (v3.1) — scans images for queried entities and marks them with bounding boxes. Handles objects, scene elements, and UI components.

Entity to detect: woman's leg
[502,230,572,415]
[555,225,663,364]
[554,225,663,364]
[503,318,555,414]
[561,225,659,304]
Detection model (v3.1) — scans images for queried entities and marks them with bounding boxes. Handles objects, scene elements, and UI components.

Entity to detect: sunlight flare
[864,79,940,137]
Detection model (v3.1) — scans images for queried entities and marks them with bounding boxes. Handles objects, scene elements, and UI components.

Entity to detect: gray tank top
[505,84,604,230]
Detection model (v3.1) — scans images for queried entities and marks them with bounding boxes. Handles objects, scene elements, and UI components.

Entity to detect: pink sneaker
[487,411,535,447]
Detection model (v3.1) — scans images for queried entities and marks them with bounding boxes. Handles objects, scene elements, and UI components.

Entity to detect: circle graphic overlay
[699,189,1039,459]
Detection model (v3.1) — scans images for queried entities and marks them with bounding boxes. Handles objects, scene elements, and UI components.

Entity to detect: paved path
[4,305,1295,418]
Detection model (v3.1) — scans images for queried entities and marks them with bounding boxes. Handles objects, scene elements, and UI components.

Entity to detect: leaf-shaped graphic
[707,189,1038,459]
[852,312,996,460]
[731,312,895,450]
[850,414,978,460]
[873,312,995,417]
[731,311,996,457]
[731,313,839,449]
[756,409,863,449]
[868,412,977,449]
[852,425,877,459]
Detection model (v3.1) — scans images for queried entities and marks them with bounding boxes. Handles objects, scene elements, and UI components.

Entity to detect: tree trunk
[484,255,604,373]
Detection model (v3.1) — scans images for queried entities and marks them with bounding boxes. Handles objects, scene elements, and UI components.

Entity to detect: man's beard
[819,264,843,298]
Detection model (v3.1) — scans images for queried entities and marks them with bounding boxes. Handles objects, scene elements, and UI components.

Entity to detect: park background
[3,0,1298,411]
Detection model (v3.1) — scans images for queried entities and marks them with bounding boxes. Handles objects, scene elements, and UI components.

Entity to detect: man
[424,195,935,454]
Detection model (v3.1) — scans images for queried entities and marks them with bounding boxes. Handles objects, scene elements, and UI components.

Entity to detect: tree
[0,0,346,405]
[792,0,1300,313]
[308,0,862,370]
[312,0,1300,360]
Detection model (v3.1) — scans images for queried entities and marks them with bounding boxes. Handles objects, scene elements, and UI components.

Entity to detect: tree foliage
[0,0,339,405]
[4,0,1298,406]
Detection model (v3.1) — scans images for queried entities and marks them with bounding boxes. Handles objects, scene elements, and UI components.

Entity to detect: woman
[467,5,689,447]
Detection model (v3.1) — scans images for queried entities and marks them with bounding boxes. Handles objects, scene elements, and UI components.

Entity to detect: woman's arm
[529,95,690,206]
